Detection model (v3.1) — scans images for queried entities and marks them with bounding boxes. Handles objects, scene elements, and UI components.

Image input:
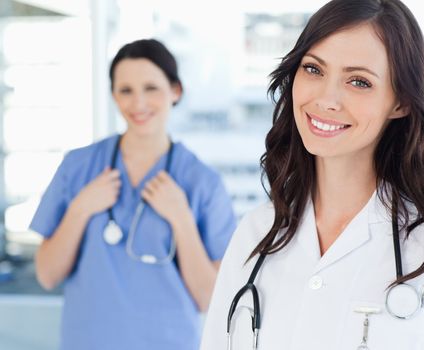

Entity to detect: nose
[131,93,148,110]
[315,79,342,112]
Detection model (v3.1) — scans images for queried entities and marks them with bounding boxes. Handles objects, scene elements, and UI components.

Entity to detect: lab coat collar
[368,191,392,225]
[295,199,322,262]
[296,191,388,274]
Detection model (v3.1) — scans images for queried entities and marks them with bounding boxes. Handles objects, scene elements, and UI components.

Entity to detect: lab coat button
[309,275,323,290]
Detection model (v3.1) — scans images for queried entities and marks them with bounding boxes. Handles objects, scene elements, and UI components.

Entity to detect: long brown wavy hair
[252,0,424,285]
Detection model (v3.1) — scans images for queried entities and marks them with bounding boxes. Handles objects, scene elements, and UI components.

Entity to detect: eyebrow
[304,53,380,79]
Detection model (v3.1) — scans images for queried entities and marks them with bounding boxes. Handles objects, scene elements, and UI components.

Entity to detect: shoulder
[172,142,222,186]
[405,219,424,261]
[239,201,275,236]
[225,201,275,261]
[371,194,424,251]
[405,202,424,248]
[200,204,275,350]
[215,201,275,282]
[62,134,119,173]
[396,199,424,250]
[65,134,118,164]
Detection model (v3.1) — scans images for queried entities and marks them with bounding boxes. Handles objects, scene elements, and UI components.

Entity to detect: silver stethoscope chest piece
[385,283,422,319]
[103,220,124,245]
[226,201,424,349]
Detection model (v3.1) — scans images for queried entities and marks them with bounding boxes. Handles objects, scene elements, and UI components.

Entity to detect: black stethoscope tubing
[227,253,265,334]
[391,206,403,279]
[227,208,418,347]
[107,134,174,224]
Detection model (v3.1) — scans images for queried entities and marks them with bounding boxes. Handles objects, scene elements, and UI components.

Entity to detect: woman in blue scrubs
[30,39,236,350]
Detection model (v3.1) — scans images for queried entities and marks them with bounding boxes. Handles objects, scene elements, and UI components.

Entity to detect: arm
[142,171,228,312]
[35,168,121,290]
[35,200,91,290]
[170,207,222,312]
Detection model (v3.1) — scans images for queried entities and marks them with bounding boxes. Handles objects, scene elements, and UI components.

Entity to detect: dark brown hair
[253,0,424,285]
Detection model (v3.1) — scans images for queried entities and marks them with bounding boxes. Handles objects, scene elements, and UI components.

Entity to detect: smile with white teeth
[310,118,348,131]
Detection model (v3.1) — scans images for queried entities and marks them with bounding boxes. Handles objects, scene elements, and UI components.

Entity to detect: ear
[388,102,410,120]
[171,83,182,105]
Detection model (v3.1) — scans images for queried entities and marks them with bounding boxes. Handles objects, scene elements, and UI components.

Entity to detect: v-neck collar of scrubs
[296,191,377,274]
[116,144,171,195]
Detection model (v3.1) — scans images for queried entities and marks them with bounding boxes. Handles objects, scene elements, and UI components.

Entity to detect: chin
[302,142,336,158]
[127,125,152,136]
[137,125,166,138]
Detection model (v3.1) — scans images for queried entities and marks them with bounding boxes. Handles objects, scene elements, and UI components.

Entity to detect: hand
[141,171,190,224]
[73,167,121,216]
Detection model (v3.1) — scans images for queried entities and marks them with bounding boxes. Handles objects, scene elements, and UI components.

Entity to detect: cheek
[150,91,172,107]
[292,74,312,122]
[292,73,303,108]
[347,94,390,131]
[113,99,127,113]
[113,93,131,108]
[292,72,318,110]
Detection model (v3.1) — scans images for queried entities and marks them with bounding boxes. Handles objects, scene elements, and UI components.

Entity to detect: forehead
[113,58,169,84]
[307,23,389,75]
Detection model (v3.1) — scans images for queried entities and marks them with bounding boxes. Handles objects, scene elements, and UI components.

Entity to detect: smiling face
[292,23,408,162]
[112,58,181,139]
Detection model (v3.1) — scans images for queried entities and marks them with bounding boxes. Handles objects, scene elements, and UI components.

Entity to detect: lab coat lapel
[296,199,322,262]
[312,194,374,274]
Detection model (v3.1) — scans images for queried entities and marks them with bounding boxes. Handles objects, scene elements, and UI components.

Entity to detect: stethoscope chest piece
[385,283,423,319]
[103,220,124,245]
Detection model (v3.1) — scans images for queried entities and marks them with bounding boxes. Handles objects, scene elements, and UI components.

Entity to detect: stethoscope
[103,135,177,265]
[227,208,424,349]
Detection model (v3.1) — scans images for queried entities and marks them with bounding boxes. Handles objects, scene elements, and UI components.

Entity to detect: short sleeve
[197,175,237,261]
[29,154,71,239]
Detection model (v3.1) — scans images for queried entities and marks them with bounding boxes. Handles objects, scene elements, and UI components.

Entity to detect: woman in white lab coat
[201,0,424,349]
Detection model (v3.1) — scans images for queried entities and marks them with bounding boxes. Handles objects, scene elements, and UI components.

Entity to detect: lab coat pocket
[340,300,424,350]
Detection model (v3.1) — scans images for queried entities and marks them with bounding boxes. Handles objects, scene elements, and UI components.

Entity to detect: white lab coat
[201,193,424,349]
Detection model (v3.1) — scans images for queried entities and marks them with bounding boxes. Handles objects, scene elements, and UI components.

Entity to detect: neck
[120,130,170,160]
[313,154,376,255]
[314,154,376,224]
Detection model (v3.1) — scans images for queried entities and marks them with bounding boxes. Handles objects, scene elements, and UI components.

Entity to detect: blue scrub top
[30,134,237,350]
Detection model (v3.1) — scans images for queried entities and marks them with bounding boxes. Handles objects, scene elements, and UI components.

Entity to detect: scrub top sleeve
[198,175,237,261]
[29,154,71,239]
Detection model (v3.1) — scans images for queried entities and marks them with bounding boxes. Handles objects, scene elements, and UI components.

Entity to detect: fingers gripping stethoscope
[102,135,176,264]
[227,209,424,349]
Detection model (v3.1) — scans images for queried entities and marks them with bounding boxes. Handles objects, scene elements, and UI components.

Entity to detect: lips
[306,112,351,137]
[130,112,153,124]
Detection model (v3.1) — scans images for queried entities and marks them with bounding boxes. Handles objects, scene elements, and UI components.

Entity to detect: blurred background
[0,0,421,349]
